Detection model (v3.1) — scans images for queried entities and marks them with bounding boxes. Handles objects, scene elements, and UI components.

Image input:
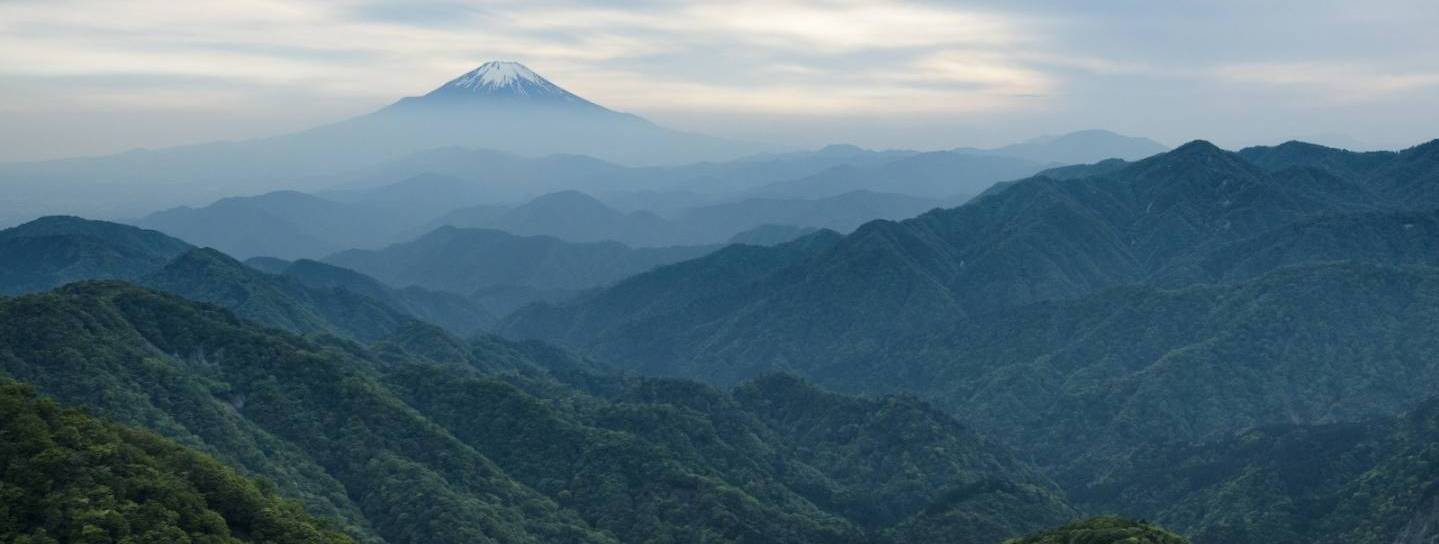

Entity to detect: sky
[2,0,1438,161]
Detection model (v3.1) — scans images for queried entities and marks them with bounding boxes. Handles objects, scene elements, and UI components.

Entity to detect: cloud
[0,0,1436,159]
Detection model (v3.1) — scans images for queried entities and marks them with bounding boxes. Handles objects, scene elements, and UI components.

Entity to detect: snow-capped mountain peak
[447,61,547,91]
[421,61,600,108]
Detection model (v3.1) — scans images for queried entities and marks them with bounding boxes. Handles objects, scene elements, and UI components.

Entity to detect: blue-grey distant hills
[955,129,1168,164]
[0,61,766,224]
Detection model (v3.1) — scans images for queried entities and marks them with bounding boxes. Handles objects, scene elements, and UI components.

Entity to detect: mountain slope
[503,141,1364,370]
[501,141,1439,520]
[1002,517,1189,544]
[278,258,496,334]
[0,281,1076,544]
[0,216,193,294]
[324,226,719,314]
[0,379,354,544]
[140,248,416,342]
[1084,394,1439,544]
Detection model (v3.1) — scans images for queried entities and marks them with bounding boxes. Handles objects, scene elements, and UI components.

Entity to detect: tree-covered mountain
[501,139,1439,540]
[140,248,420,342]
[503,141,1385,363]
[0,281,1077,544]
[0,378,354,544]
[504,141,1435,375]
[0,216,495,337]
[1081,394,1439,544]
[276,258,496,334]
[1002,517,1188,544]
[324,226,720,315]
[0,215,192,294]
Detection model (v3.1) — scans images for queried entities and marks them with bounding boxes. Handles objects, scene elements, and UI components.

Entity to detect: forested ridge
[0,281,1075,544]
[0,378,353,544]
[4,138,1439,543]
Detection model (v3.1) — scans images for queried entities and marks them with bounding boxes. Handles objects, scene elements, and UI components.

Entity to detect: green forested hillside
[141,248,416,342]
[0,379,353,544]
[0,281,1071,544]
[499,140,1439,543]
[276,258,496,334]
[1003,517,1189,544]
[1083,395,1439,544]
[0,216,192,295]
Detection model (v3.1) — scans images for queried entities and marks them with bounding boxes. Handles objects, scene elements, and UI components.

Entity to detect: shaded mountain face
[501,140,1439,514]
[1003,517,1189,544]
[504,141,1364,364]
[0,281,1074,544]
[0,215,192,294]
[0,216,493,339]
[0,379,355,544]
[276,258,496,335]
[141,248,416,342]
[1083,396,1439,544]
[324,226,720,315]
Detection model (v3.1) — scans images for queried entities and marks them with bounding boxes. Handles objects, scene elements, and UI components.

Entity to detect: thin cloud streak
[0,0,1436,160]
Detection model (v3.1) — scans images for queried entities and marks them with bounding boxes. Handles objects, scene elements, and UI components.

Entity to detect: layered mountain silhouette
[0,216,492,337]
[0,281,1075,544]
[957,129,1169,164]
[501,139,1439,501]
[324,226,720,315]
[0,215,192,294]
[0,61,764,224]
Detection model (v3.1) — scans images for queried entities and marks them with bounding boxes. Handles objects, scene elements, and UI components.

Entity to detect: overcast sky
[2,0,1438,161]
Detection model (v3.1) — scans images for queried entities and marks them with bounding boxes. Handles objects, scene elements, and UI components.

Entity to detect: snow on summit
[420,61,604,109]
[448,61,546,91]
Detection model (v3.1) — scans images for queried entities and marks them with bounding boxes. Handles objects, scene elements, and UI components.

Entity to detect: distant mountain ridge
[0,61,766,225]
[0,216,493,338]
[500,138,1439,521]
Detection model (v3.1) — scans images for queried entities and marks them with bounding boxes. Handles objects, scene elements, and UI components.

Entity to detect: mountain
[431,189,949,247]
[0,280,1076,544]
[501,139,1439,534]
[726,224,821,246]
[672,190,955,241]
[141,248,417,342]
[0,216,496,338]
[136,191,359,259]
[0,61,765,225]
[1003,517,1189,544]
[964,129,1169,165]
[134,147,957,259]
[277,259,496,334]
[324,226,720,314]
[752,150,1049,199]
[1083,395,1439,544]
[504,141,1365,366]
[431,190,673,246]
[0,216,193,294]
[0,378,354,544]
